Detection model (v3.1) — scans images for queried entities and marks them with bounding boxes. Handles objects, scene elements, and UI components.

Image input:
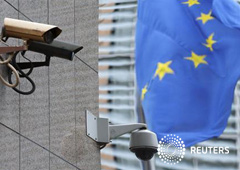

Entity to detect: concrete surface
[0,0,100,170]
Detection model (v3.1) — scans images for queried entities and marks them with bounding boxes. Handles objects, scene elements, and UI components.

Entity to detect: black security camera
[8,40,83,95]
[28,40,83,61]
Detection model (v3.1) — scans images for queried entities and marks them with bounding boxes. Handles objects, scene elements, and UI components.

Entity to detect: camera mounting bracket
[0,46,27,54]
[86,110,147,144]
[12,53,51,70]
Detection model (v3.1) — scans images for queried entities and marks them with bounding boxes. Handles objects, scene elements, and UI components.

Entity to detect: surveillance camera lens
[133,148,157,161]
[44,31,54,43]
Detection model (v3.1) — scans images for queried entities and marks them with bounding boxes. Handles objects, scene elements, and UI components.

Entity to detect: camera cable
[8,51,36,95]
[0,51,20,88]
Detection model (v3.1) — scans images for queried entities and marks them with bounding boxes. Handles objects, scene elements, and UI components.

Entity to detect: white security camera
[86,110,158,161]
[1,18,62,43]
[130,129,158,161]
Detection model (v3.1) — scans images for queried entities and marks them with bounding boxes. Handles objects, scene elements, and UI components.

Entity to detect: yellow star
[141,85,148,100]
[203,33,216,51]
[197,10,214,24]
[182,0,200,7]
[154,61,174,80]
[185,51,208,68]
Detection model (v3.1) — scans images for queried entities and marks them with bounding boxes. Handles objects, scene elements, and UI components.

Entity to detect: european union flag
[136,0,240,147]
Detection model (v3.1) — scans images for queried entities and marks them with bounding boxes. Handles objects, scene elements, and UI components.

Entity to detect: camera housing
[28,40,83,61]
[1,18,62,43]
[10,40,83,71]
[86,111,158,161]
[7,40,83,95]
[0,18,84,95]
[129,129,158,161]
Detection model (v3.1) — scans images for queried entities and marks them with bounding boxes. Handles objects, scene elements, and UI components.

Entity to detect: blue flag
[136,0,240,147]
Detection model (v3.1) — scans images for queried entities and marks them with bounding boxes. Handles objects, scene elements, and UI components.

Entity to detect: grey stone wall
[0,0,100,170]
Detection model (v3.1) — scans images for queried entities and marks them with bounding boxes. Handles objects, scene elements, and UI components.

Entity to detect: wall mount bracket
[85,110,147,144]
[0,46,27,54]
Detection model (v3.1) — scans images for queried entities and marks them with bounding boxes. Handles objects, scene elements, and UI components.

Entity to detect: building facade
[0,0,100,170]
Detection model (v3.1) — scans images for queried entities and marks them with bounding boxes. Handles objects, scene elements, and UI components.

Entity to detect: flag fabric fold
[136,0,240,147]
[213,0,240,30]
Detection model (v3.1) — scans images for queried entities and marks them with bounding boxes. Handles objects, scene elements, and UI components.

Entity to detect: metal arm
[109,124,147,139]
[0,46,27,64]
[0,46,27,54]
[86,110,147,144]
